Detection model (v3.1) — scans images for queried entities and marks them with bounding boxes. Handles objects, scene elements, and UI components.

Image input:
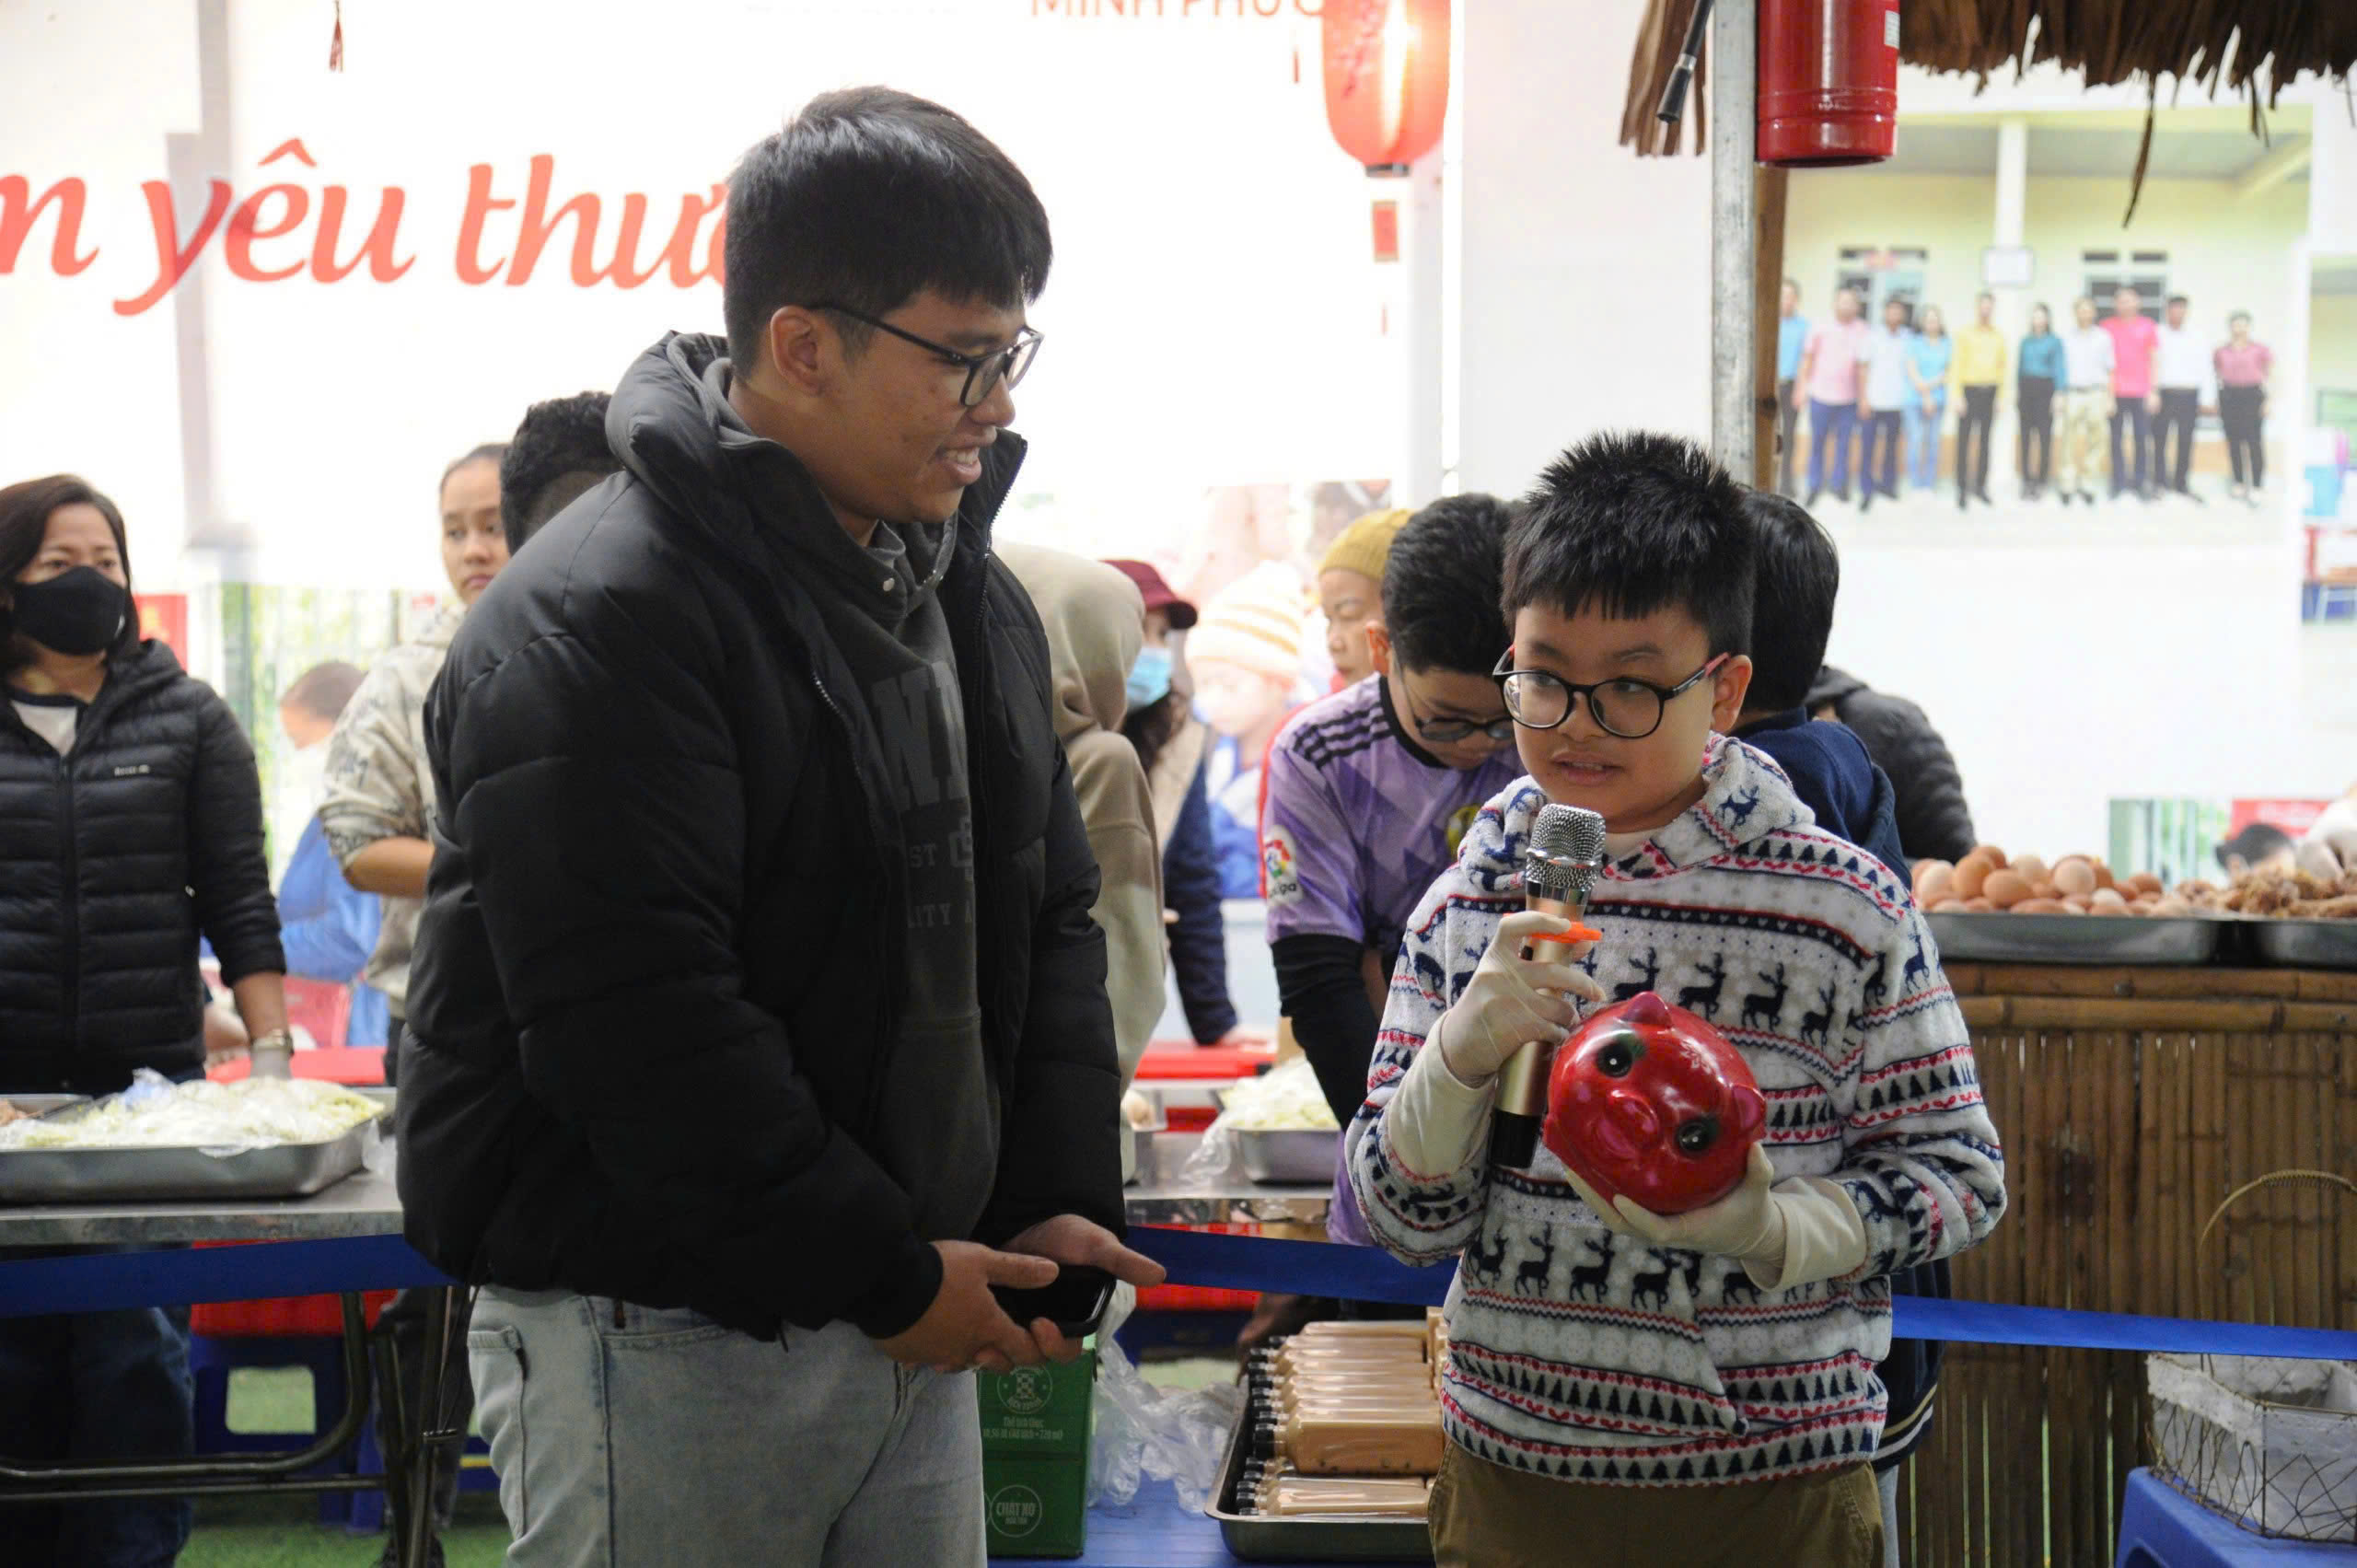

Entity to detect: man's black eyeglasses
[1492,648,1729,740]
[813,305,1043,408]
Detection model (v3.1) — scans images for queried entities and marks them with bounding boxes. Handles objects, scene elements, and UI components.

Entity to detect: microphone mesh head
[1526,804,1608,900]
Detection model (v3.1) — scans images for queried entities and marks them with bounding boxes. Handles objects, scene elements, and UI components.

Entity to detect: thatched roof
[1622,0,2355,215]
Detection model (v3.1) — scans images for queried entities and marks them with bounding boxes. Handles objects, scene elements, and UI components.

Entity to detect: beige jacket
[1144,716,1209,857]
[317,603,461,1017]
[999,543,1164,1154]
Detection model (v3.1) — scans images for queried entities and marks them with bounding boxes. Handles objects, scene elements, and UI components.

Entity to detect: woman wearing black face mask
[0,473,288,1568]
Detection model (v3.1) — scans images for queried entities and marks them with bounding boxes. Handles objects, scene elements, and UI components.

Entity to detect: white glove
[1565,1144,1782,1262]
[1563,1144,1872,1291]
[2295,795,2357,880]
[1432,912,1604,1086]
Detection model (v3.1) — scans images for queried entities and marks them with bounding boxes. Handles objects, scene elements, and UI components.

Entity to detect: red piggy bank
[1541,991,1767,1216]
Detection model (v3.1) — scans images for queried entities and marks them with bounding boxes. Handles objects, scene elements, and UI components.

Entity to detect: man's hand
[1792,383,1809,414]
[874,1241,1058,1376]
[1002,1214,1167,1364]
[1564,1144,1785,1264]
[1430,912,1602,1087]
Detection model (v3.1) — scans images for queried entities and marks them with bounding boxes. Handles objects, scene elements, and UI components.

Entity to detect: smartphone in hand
[991,1264,1117,1340]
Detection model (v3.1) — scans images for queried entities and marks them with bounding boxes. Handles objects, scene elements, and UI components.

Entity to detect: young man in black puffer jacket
[1807,665,1980,867]
[399,88,1161,1565]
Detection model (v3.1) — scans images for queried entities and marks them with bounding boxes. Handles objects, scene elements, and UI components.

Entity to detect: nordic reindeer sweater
[1345,736,2005,1486]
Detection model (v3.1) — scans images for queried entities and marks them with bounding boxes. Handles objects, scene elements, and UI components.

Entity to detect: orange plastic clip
[1525,923,1603,947]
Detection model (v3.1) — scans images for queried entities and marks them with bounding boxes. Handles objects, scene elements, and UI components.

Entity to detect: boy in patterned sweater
[1346,433,2005,1567]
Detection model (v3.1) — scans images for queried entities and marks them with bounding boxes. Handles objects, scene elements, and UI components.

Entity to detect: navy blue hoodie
[1735,708,1909,882]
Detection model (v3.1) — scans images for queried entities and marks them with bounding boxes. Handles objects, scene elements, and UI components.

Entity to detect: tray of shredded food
[1206,1320,1441,1562]
[0,1072,386,1203]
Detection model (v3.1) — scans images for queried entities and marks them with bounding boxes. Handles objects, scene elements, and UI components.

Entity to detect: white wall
[1453,0,1712,496]
[2315,293,2357,396]
[0,0,202,577]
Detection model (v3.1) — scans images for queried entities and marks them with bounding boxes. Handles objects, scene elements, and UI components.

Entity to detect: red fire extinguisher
[1657,0,1899,168]
[1759,0,1901,166]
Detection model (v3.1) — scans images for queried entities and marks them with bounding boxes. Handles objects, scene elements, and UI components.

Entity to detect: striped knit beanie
[1318,507,1412,583]
[1189,563,1310,683]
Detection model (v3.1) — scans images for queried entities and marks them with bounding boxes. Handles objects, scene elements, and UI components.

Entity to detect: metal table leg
[400,1283,469,1568]
[0,1292,381,1501]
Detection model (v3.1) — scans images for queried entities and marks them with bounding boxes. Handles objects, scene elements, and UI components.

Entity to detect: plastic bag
[1088,1331,1246,1512]
[0,1068,382,1156]
[1176,1056,1336,1191]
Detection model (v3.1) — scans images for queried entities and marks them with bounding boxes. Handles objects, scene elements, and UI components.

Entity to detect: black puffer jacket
[0,644,283,1093]
[400,332,1123,1342]
[1807,666,1978,865]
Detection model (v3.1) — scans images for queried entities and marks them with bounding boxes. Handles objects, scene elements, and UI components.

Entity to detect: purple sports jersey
[1263,678,1522,1246]
[1261,678,1524,969]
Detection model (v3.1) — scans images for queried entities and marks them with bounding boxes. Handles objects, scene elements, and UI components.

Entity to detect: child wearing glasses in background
[1263,495,1527,1142]
[1347,433,2005,1568]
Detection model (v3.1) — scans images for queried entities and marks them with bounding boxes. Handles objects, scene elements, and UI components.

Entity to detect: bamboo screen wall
[1894,964,2356,1567]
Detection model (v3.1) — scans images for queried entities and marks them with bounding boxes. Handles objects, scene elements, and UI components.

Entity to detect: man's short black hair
[500,392,617,552]
[2217,821,2293,871]
[1380,494,1515,675]
[2167,294,2189,308]
[723,87,1052,374]
[1504,431,1754,659]
[1741,490,1838,713]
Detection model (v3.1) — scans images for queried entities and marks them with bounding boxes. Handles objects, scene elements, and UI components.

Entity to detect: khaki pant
[1428,1440,1883,1568]
[2057,386,2112,494]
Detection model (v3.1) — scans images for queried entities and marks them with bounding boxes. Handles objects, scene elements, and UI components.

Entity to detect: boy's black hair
[1741,489,1839,714]
[500,392,617,552]
[723,87,1052,375]
[1380,494,1516,675]
[1504,431,1754,659]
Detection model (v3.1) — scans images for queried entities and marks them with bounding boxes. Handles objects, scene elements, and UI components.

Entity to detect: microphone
[1490,803,1607,1169]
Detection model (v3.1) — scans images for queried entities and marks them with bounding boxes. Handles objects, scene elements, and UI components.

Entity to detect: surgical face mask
[1127,645,1174,711]
[8,566,128,657]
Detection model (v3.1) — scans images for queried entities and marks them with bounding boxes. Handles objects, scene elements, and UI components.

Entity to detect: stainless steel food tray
[2247,919,2357,970]
[1926,912,2228,966]
[2,1095,90,1117]
[1207,1392,1433,1562]
[1236,1128,1340,1186]
[0,1115,383,1203]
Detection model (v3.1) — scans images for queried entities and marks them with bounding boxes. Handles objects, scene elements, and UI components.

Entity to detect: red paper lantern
[1321,0,1450,174]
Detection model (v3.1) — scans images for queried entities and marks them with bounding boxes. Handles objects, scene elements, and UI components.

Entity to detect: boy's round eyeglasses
[1491,649,1729,741]
[812,304,1044,408]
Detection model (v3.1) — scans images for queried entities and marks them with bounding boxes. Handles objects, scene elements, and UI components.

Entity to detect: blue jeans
[469,1289,986,1567]
[1806,399,1857,496]
[1904,393,1945,489]
[0,1282,194,1568]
